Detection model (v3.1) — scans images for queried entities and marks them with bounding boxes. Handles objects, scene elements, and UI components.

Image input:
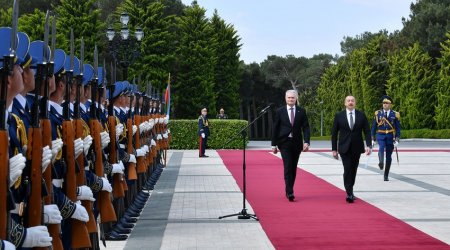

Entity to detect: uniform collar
[15,94,27,109]
[49,100,63,115]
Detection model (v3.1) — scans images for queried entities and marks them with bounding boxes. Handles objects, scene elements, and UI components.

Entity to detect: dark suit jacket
[331,109,372,154]
[271,105,310,149]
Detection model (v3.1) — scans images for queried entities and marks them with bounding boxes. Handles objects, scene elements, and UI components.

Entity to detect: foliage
[168,119,248,149]
[400,0,450,58]
[172,3,217,118]
[211,10,241,119]
[401,129,450,139]
[0,7,12,27]
[435,32,450,129]
[18,9,46,42]
[56,0,105,64]
[386,43,437,130]
[118,0,176,91]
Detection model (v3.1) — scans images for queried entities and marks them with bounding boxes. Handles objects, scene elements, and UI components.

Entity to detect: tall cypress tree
[173,3,217,118]
[119,0,176,90]
[435,32,450,129]
[211,10,241,119]
[387,43,437,129]
[56,0,105,63]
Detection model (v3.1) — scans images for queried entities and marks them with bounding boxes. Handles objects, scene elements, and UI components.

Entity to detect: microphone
[259,104,272,114]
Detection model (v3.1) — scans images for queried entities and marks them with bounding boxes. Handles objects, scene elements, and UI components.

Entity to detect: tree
[118,0,176,90]
[18,9,46,42]
[340,30,389,55]
[435,32,450,129]
[172,3,217,118]
[211,10,241,119]
[56,0,105,64]
[386,43,437,129]
[400,0,450,59]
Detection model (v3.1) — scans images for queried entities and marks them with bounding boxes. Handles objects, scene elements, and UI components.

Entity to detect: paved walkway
[103,140,450,249]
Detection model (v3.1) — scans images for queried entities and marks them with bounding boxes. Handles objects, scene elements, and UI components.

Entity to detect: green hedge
[168,119,249,149]
[401,129,450,139]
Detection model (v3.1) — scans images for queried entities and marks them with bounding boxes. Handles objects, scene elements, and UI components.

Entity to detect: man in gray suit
[331,96,372,203]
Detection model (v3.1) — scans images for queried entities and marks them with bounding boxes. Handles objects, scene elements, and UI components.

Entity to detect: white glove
[112,161,124,174]
[74,138,84,158]
[164,117,169,124]
[132,125,137,135]
[1,240,15,250]
[22,226,52,248]
[100,131,110,149]
[9,153,26,187]
[51,138,63,161]
[143,145,149,153]
[394,140,399,147]
[163,132,168,139]
[136,148,145,157]
[77,185,95,201]
[128,154,137,163]
[149,119,154,129]
[115,123,124,140]
[167,129,171,134]
[151,139,156,147]
[101,177,112,192]
[71,201,89,222]
[201,133,205,138]
[157,134,162,140]
[41,146,52,172]
[83,135,93,156]
[43,204,62,224]
[139,122,146,133]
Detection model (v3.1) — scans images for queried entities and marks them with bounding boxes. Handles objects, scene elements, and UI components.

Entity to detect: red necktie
[290,107,294,126]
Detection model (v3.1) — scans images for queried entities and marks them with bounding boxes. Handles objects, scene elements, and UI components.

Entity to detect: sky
[181,0,414,64]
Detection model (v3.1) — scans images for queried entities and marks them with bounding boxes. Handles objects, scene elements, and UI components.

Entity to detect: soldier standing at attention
[371,95,401,181]
[198,108,210,157]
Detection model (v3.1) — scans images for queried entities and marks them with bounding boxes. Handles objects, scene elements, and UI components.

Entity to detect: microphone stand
[219,106,270,220]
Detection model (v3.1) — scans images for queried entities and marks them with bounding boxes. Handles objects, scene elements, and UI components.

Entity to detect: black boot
[384,162,391,181]
[378,162,384,170]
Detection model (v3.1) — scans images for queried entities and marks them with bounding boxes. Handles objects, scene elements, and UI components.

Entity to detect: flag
[165,73,171,119]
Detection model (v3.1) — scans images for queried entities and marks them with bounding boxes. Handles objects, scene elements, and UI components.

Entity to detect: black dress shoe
[384,176,389,181]
[105,231,128,241]
[378,162,384,170]
[199,155,209,158]
[112,226,132,234]
[286,193,295,202]
[346,195,354,203]
[122,215,138,223]
[118,221,134,229]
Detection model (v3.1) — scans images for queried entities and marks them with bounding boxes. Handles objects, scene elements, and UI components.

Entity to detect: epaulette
[394,111,400,120]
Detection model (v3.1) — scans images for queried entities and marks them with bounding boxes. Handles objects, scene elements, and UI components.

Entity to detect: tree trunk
[252,98,259,139]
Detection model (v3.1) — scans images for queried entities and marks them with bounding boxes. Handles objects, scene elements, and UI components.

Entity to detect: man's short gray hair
[285,89,298,98]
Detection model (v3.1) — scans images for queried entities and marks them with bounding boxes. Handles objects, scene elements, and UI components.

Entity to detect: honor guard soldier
[371,95,401,181]
[1,27,54,249]
[198,108,210,157]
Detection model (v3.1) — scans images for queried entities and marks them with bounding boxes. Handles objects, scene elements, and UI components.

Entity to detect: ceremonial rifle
[40,13,63,250]
[126,84,137,180]
[108,62,125,199]
[66,37,91,248]
[0,0,18,240]
[25,11,47,234]
[90,49,116,223]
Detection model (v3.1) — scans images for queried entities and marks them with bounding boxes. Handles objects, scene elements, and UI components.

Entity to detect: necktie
[385,111,388,118]
[290,107,294,126]
[349,112,354,130]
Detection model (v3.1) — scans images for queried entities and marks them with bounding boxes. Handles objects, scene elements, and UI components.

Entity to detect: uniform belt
[377,129,395,134]
[10,203,21,214]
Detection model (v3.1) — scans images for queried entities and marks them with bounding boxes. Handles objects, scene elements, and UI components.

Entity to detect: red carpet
[218,150,450,250]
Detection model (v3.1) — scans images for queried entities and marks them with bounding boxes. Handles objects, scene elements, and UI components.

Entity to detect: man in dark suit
[271,90,310,202]
[331,96,372,203]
